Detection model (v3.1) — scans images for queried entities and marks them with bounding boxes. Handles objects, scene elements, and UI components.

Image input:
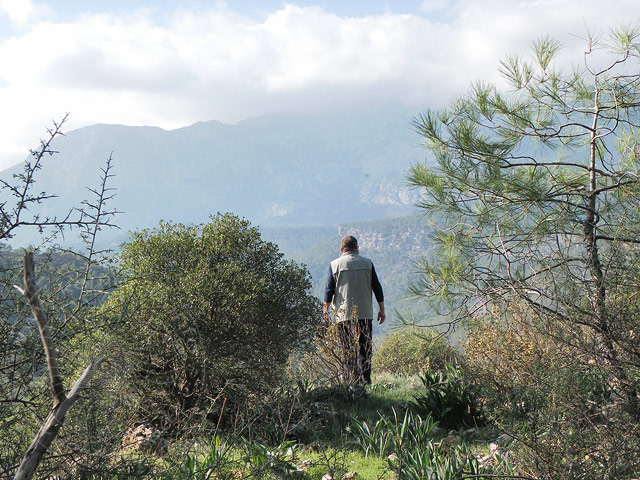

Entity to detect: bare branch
[12,252,105,480]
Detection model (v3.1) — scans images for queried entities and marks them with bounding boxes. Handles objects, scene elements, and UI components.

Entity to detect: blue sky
[0,0,639,169]
[0,1,437,24]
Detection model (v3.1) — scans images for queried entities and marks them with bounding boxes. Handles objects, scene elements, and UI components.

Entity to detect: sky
[0,0,639,169]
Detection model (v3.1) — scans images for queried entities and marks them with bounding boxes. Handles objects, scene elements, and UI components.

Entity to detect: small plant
[242,439,299,478]
[351,408,437,458]
[163,436,231,480]
[351,416,391,458]
[409,364,483,429]
[351,407,500,480]
[393,443,487,480]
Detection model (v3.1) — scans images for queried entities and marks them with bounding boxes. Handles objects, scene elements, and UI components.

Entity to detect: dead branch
[12,252,104,480]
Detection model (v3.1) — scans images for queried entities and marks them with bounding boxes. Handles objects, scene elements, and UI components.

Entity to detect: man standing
[323,235,385,384]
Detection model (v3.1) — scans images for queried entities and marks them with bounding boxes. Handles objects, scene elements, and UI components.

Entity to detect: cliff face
[337,215,431,254]
[338,227,430,253]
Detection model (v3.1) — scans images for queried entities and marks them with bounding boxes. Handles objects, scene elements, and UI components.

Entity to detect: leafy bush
[409,364,483,430]
[373,327,458,376]
[102,213,319,434]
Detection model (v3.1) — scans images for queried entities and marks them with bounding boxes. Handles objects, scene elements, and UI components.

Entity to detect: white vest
[330,252,374,321]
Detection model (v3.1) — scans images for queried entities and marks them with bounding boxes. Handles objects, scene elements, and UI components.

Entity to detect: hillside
[0,107,426,248]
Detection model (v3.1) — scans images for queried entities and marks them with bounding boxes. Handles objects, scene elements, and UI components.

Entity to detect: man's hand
[377,301,386,324]
[322,302,332,323]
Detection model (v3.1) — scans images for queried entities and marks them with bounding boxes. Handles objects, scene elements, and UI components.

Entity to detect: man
[323,235,385,384]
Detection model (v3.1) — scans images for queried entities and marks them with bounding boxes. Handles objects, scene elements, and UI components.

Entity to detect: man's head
[340,235,358,253]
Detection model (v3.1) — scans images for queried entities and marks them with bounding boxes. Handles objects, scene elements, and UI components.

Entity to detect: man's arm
[372,265,385,324]
[323,265,335,320]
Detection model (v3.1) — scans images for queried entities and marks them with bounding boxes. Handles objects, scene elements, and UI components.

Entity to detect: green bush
[373,327,458,376]
[102,213,319,434]
[409,364,483,430]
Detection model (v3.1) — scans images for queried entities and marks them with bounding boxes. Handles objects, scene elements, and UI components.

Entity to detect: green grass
[302,448,392,480]
[324,374,423,428]
[91,373,506,479]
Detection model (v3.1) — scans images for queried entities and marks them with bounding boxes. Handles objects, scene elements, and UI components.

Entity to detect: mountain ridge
[1,107,427,248]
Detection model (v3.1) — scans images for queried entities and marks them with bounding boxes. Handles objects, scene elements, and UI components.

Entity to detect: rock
[322,474,333,480]
[484,426,500,439]
[342,472,357,480]
[444,434,459,446]
[480,441,509,466]
[122,425,167,454]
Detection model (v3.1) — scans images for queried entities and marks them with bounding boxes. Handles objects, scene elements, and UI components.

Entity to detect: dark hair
[341,235,358,251]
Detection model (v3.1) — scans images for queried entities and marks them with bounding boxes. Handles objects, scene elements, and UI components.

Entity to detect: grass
[321,373,424,432]
[302,448,392,480]
[101,372,506,479]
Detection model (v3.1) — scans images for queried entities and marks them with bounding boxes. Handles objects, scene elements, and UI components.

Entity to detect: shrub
[373,327,458,376]
[465,304,640,479]
[102,213,319,434]
[409,364,483,430]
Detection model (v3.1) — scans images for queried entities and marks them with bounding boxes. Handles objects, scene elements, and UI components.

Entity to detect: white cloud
[0,0,49,25]
[0,0,639,168]
[0,0,34,24]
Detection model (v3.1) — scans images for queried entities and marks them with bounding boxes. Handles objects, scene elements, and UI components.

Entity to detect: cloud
[0,0,639,168]
[0,0,49,26]
[0,0,33,24]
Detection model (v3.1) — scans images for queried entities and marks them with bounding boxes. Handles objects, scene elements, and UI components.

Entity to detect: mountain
[1,106,427,247]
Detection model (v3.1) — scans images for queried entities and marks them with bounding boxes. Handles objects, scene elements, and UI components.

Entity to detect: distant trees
[410,26,640,478]
[102,213,319,434]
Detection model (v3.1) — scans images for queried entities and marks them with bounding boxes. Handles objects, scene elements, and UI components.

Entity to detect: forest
[3,26,640,480]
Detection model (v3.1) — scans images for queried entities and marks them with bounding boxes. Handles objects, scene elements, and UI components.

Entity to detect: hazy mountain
[1,106,428,247]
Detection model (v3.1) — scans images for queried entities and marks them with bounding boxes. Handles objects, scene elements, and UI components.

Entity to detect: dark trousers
[337,318,373,384]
